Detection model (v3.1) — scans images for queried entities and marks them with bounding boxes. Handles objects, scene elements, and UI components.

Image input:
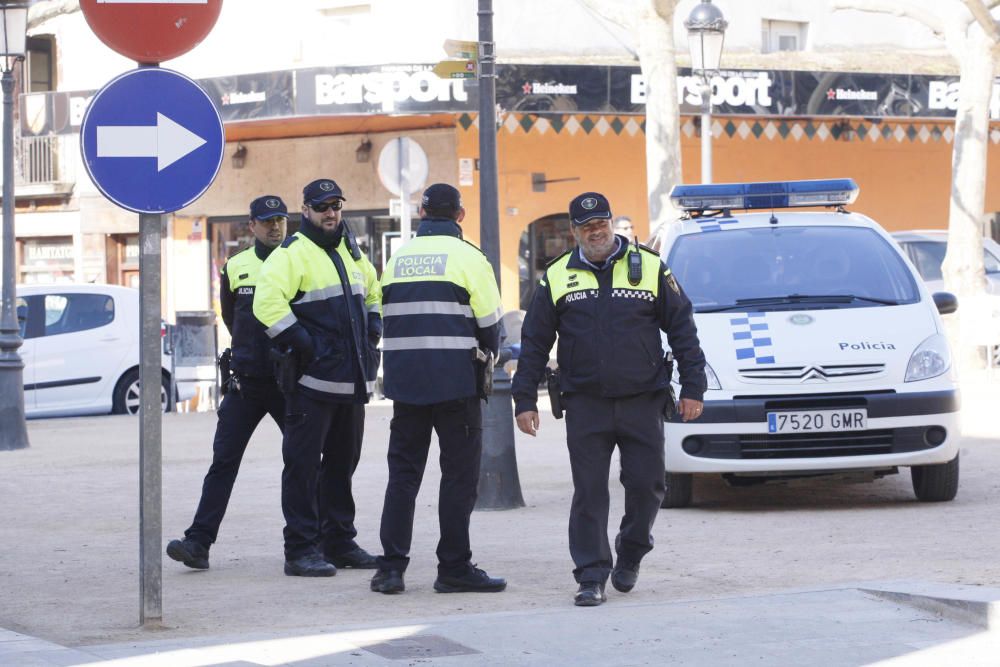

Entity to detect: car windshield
[667,226,921,312]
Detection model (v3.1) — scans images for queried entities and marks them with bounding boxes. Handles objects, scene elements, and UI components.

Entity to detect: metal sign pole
[138,212,163,624]
[474,0,524,511]
[398,137,412,243]
[477,0,500,284]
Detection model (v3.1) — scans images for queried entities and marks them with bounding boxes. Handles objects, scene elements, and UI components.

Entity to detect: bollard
[476,350,525,510]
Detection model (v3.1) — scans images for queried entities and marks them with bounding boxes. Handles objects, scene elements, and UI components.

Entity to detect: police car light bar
[670,178,860,212]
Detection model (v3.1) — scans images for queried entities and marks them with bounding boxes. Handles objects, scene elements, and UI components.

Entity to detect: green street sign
[433,59,478,79]
[443,38,479,60]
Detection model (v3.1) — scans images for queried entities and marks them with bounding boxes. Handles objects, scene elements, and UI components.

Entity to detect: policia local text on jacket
[512,197,706,604]
[371,185,506,595]
[253,182,382,574]
[166,196,289,571]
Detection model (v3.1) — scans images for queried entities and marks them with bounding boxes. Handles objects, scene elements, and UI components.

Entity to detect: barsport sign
[22,63,1000,136]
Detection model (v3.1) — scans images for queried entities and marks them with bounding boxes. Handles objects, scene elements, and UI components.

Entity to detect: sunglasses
[309,200,343,213]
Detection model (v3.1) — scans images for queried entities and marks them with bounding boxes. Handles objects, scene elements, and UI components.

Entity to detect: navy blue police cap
[303,178,346,205]
[421,183,462,211]
[249,195,288,220]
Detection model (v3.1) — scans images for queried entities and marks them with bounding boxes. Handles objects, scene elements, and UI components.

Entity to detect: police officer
[512,192,706,607]
[253,178,382,577]
[166,195,289,570]
[370,183,506,595]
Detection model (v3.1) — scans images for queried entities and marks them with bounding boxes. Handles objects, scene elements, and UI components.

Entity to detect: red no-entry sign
[80,0,224,64]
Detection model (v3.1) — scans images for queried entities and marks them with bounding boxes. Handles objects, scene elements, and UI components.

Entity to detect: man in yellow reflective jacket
[370,183,506,595]
[512,192,707,606]
[254,178,382,577]
[167,195,288,571]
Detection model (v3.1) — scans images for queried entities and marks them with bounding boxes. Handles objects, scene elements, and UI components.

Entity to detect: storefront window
[20,236,74,284]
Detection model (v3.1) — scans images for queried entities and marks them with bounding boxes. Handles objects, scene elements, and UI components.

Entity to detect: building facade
[7,0,999,317]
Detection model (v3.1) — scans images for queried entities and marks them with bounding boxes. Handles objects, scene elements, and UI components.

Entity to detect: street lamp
[684,0,727,184]
[0,1,28,451]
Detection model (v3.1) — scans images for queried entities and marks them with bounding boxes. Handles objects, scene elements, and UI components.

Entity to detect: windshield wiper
[696,293,900,313]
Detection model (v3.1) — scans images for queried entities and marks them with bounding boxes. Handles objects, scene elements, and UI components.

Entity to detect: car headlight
[673,362,722,390]
[905,333,951,382]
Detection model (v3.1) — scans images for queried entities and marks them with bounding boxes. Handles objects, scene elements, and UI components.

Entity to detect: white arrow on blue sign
[81,67,224,214]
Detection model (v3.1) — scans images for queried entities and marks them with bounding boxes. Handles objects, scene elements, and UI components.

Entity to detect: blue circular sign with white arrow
[81,67,224,214]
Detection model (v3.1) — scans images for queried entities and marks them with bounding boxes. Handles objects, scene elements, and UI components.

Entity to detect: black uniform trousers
[282,390,365,560]
[563,389,668,584]
[378,396,482,576]
[185,376,286,549]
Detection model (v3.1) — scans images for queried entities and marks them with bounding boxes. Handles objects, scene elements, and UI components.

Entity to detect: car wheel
[910,454,959,502]
[660,471,693,508]
[112,369,171,415]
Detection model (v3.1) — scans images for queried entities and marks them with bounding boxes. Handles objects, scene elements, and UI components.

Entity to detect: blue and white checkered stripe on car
[695,217,739,233]
[730,312,775,364]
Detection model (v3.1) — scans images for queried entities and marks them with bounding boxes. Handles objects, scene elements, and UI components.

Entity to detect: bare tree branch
[961,0,1000,42]
[577,0,634,31]
[28,0,81,30]
[830,0,946,41]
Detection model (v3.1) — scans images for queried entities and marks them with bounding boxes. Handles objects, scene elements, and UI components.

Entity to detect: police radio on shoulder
[669,178,859,214]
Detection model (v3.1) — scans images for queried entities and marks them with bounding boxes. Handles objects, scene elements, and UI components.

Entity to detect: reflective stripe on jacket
[253,231,381,402]
[222,243,276,378]
[380,217,502,404]
[512,237,706,414]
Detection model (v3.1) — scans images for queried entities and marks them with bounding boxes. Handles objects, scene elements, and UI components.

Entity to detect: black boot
[370,569,405,594]
[166,538,209,570]
[574,582,606,607]
[433,565,506,593]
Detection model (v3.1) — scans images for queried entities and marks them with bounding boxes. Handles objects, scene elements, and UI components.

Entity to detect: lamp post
[684,0,727,184]
[0,1,28,452]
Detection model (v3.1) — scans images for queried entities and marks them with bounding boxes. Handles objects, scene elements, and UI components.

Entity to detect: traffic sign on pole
[432,59,478,79]
[80,0,223,63]
[80,68,224,214]
[443,38,479,59]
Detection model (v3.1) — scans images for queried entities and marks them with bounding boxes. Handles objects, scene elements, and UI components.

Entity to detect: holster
[663,385,678,421]
[269,345,300,395]
[473,347,495,401]
[662,353,677,420]
[546,367,563,419]
[218,348,233,396]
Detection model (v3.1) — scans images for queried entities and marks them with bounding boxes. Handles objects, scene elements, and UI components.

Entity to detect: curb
[859,580,1000,629]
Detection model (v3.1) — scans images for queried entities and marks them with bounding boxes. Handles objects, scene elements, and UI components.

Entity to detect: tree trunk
[942,24,996,375]
[636,2,682,234]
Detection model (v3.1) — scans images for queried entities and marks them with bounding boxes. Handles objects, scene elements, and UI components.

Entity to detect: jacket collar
[567,235,628,272]
[298,216,343,249]
[416,217,463,239]
[254,239,276,261]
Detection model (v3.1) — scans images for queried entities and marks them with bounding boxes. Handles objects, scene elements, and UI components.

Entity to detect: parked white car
[16,284,195,418]
[651,179,960,507]
[891,229,1000,294]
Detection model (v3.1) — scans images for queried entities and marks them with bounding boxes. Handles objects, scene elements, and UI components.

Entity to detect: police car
[654,179,960,507]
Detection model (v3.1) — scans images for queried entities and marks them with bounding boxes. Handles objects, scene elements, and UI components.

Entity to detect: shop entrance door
[519,213,574,309]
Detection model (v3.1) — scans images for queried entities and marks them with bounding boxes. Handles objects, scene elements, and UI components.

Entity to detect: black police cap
[569,192,612,226]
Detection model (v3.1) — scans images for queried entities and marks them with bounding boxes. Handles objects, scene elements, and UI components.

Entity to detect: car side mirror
[16,304,27,322]
[932,292,958,315]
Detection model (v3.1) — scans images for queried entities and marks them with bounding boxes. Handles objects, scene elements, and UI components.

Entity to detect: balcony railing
[16,134,75,196]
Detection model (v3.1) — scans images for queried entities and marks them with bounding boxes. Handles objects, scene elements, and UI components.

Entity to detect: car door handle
[98,336,120,342]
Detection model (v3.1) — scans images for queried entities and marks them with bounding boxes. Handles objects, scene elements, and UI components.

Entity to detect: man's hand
[516,411,540,436]
[678,398,704,422]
